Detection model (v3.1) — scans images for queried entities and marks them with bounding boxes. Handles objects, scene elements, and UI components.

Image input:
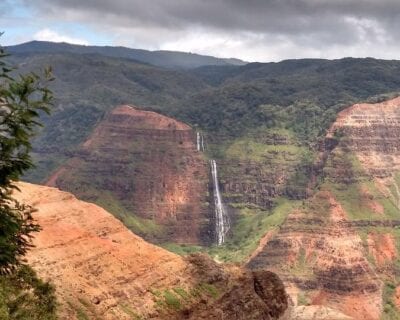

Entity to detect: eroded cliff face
[46,105,211,244]
[219,130,311,211]
[14,182,188,319]
[14,182,290,320]
[248,192,382,320]
[248,97,400,320]
[328,96,400,204]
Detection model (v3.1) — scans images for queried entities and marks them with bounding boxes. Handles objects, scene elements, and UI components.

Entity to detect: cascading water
[196,132,205,152]
[210,160,230,245]
[197,132,201,151]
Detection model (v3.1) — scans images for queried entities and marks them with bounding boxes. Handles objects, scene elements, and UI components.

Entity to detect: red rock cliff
[14,182,290,320]
[46,105,211,244]
[249,97,400,320]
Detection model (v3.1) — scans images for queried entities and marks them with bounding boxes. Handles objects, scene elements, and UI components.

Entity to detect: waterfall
[210,160,230,245]
[196,132,201,151]
[196,132,205,152]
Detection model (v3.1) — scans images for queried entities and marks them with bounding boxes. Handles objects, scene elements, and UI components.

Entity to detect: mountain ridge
[7,40,247,69]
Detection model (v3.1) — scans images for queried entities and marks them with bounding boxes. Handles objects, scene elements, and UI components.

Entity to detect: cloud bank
[33,29,89,45]
[8,0,400,61]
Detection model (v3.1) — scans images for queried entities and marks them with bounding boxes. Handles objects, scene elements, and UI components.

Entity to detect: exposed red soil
[246,230,276,263]
[14,182,189,319]
[14,182,291,320]
[360,185,384,215]
[367,233,397,267]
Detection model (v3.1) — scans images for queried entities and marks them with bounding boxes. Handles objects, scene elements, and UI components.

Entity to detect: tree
[0,38,57,319]
[0,40,53,273]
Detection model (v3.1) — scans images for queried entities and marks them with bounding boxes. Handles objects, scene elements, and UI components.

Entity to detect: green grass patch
[297,292,310,306]
[173,288,191,301]
[225,138,308,163]
[119,304,143,319]
[287,247,314,277]
[382,282,400,320]
[161,243,204,256]
[323,150,400,220]
[93,191,163,238]
[76,308,90,320]
[66,301,89,320]
[198,283,219,299]
[162,290,181,310]
[151,288,193,311]
[207,198,300,262]
[326,182,376,220]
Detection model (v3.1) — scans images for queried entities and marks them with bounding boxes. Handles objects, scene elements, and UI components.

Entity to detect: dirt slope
[14,182,290,320]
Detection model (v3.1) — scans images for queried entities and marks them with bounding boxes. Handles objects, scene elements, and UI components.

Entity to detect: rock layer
[14,182,188,319]
[46,105,211,244]
[248,192,382,320]
[15,182,290,320]
[248,97,400,320]
[329,96,400,178]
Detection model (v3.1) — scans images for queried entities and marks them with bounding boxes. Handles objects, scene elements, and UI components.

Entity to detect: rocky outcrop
[14,182,290,320]
[177,254,290,320]
[329,96,400,183]
[248,97,400,320]
[46,105,211,244]
[248,192,382,320]
[291,306,354,320]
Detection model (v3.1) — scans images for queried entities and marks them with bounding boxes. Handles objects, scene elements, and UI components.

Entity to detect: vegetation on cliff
[0,41,57,319]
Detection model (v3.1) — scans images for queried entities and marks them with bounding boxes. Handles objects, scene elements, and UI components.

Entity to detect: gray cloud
[17,0,400,61]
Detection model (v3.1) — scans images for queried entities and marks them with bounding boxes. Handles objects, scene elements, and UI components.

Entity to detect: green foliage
[198,283,219,299]
[259,102,340,145]
[161,243,204,256]
[173,288,190,301]
[76,308,90,320]
[15,48,400,183]
[151,284,218,314]
[382,282,400,319]
[178,59,400,141]
[152,289,182,311]
[287,247,314,277]
[0,265,57,320]
[90,191,163,239]
[0,39,57,319]
[0,39,53,273]
[297,292,310,306]
[119,304,143,320]
[162,290,181,310]
[208,198,300,262]
[324,150,400,221]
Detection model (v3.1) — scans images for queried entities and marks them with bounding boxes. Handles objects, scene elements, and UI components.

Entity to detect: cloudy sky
[2,0,400,62]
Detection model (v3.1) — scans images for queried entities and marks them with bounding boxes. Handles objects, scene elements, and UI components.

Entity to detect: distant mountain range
[7,40,247,69]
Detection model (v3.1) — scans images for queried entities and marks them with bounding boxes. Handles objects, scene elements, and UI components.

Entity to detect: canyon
[248,97,400,319]
[40,97,400,319]
[14,182,290,320]
[7,38,400,320]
